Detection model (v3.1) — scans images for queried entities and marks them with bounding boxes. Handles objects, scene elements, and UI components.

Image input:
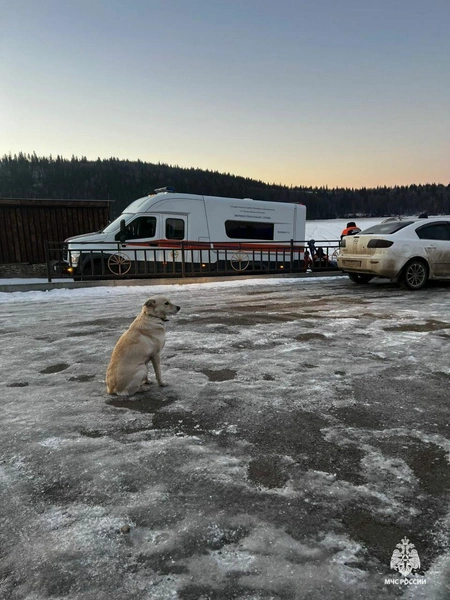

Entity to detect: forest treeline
[1,153,449,219]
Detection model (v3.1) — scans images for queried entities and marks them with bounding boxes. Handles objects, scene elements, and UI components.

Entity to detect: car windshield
[102,214,133,234]
[361,221,416,235]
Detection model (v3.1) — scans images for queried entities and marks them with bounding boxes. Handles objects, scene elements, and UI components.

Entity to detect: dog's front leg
[151,354,167,387]
[143,358,153,385]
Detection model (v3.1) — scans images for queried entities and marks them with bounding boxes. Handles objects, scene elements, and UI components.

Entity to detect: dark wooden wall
[0,199,111,264]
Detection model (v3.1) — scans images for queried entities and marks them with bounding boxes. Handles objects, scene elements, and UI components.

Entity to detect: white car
[337,217,450,290]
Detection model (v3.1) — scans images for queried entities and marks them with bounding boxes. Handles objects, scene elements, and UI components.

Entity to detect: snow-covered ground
[1,276,450,599]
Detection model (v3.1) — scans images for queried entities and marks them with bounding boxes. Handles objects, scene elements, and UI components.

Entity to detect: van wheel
[348,273,373,284]
[400,259,429,290]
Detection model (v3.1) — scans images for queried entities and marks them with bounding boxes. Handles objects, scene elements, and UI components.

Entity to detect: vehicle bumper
[337,256,401,280]
[50,261,76,277]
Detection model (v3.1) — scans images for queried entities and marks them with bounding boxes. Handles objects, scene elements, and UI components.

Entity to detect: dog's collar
[147,315,169,322]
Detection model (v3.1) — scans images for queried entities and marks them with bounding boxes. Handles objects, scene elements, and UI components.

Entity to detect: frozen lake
[306,217,383,242]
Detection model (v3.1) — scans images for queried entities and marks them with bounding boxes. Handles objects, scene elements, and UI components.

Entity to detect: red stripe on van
[123,240,305,251]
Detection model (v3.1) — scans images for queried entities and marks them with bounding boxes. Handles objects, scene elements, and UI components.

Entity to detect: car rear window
[361,221,415,235]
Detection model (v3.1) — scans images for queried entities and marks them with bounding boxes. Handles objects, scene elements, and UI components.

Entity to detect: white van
[63,188,307,279]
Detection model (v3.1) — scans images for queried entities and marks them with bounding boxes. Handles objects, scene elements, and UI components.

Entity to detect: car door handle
[425,244,437,250]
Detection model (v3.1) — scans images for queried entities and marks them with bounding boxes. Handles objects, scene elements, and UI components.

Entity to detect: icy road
[1,276,450,600]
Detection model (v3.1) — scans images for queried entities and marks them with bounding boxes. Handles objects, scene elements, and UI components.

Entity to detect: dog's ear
[144,298,156,308]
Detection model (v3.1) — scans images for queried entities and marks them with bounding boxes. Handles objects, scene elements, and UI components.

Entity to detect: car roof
[359,217,450,237]
[381,217,449,224]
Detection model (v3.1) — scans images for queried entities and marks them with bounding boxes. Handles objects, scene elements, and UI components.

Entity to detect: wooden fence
[0,199,111,264]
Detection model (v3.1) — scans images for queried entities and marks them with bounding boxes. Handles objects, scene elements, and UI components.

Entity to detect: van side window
[225,220,274,240]
[166,218,185,240]
[115,216,156,241]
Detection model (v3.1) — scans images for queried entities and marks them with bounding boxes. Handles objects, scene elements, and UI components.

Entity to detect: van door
[162,215,187,264]
[112,215,158,273]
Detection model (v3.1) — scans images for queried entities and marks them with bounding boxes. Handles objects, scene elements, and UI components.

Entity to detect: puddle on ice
[79,428,104,438]
[199,368,237,382]
[377,438,450,496]
[39,363,70,374]
[331,405,385,430]
[152,410,210,436]
[383,319,450,332]
[294,332,327,342]
[106,392,177,414]
[341,508,413,568]
[247,456,289,489]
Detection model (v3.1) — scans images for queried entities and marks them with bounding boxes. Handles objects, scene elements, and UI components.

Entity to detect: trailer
[56,188,307,280]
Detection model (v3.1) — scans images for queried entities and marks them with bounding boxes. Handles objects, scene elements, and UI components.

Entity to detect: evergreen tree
[0,153,448,219]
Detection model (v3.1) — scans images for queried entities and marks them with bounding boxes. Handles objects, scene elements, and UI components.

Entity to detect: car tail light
[367,239,394,248]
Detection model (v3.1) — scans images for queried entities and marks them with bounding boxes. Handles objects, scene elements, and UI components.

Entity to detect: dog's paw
[158,382,168,387]
[143,379,153,386]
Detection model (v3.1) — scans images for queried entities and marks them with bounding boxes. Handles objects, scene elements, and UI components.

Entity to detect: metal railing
[45,240,340,282]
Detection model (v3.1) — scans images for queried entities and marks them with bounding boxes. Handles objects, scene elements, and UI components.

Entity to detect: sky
[1,0,449,189]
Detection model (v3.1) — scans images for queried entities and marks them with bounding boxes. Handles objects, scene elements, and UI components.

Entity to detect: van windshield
[102,214,133,234]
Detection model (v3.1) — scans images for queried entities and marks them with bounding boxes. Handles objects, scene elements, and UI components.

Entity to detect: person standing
[340,221,361,241]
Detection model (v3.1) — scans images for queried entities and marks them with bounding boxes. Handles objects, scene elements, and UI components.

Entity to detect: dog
[106,296,180,396]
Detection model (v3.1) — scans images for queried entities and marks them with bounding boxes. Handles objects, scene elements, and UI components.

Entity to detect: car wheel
[400,259,429,290]
[347,273,374,284]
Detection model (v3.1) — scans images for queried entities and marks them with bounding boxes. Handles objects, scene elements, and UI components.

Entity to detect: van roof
[125,191,307,214]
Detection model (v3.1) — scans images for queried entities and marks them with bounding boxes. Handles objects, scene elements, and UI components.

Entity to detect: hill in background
[0,153,449,219]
